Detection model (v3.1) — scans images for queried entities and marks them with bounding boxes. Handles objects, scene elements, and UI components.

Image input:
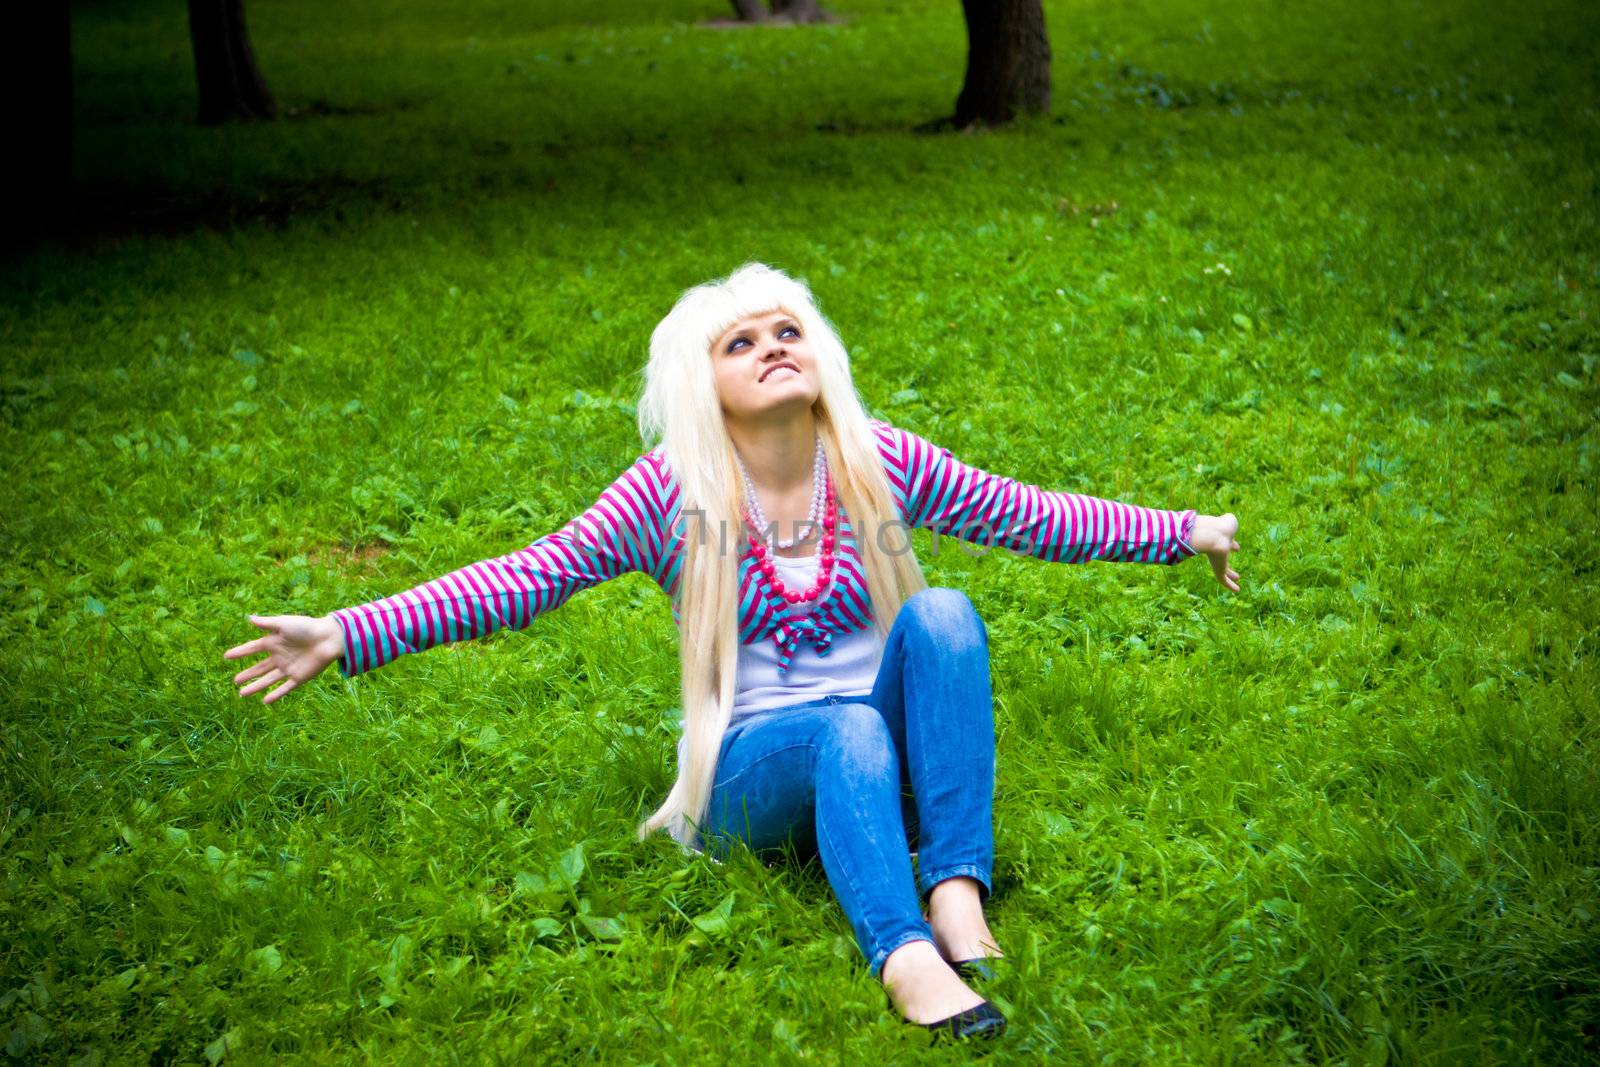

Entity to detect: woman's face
[710,309,821,425]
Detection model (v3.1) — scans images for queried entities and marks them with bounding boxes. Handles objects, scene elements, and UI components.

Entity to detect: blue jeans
[700,587,996,977]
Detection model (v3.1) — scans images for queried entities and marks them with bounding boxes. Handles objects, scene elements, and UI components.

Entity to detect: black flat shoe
[924,1000,1006,1042]
[952,957,999,983]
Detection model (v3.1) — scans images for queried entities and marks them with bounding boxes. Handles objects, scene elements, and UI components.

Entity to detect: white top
[674,552,886,766]
[732,551,885,715]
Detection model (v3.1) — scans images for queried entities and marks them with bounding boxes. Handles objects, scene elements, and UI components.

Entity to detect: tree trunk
[953,0,1050,126]
[187,0,276,124]
[7,2,72,239]
[771,0,826,22]
[729,0,826,22]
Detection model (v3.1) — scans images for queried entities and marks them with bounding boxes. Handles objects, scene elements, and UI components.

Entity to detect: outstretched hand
[1189,513,1242,592]
[223,614,344,704]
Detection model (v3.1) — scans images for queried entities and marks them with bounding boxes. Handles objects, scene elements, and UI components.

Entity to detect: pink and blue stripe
[332,420,1198,677]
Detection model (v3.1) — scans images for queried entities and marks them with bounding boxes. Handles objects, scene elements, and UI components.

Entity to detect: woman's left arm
[874,421,1240,590]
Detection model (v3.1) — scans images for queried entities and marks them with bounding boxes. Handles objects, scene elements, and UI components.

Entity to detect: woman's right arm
[225,452,669,699]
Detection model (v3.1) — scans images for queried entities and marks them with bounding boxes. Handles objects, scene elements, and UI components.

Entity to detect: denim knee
[817,703,899,780]
[900,587,987,653]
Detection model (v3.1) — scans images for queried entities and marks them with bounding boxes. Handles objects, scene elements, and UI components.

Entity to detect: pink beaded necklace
[745,474,837,605]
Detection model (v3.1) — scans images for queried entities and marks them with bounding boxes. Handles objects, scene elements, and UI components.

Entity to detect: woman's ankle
[928,875,985,913]
[927,877,1002,961]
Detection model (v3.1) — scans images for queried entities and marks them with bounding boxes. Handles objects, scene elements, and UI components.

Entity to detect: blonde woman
[225,263,1242,1041]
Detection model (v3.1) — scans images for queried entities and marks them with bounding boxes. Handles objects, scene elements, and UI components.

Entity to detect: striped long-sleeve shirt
[331,419,1199,677]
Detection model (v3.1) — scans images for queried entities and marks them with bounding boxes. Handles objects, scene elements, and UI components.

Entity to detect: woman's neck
[726,409,818,495]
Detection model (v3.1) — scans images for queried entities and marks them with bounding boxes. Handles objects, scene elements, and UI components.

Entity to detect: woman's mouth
[760,363,800,382]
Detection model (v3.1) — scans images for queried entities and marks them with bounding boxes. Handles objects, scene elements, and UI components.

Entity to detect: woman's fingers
[262,677,300,705]
[238,668,284,699]
[223,636,267,660]
[1209,554,1240,591]
[225,616,285,659]
[232,657,275,685]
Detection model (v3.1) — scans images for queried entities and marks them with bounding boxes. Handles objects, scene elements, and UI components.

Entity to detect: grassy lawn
[3,0,1596,1061]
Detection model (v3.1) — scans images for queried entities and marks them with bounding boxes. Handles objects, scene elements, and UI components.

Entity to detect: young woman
[225,263,1242,1041]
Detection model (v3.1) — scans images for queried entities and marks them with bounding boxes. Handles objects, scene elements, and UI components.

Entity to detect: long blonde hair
[634,263,928,845]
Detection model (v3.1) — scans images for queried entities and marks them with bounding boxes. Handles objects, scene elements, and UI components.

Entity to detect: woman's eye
[725,325,796,353]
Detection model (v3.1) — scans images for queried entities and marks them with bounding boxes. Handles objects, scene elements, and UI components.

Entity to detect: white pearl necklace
[736,435,828,550]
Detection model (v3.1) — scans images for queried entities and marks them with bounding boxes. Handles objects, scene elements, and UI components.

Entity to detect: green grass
[3,0,1597,1061]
